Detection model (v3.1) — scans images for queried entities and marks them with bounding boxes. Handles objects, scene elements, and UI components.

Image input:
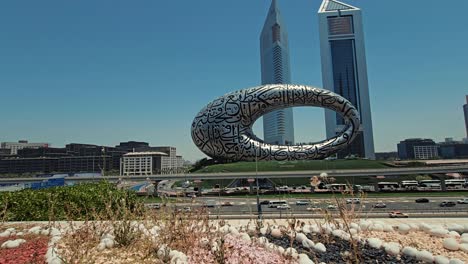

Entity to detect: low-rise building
[0,140,185,176]
[120,152,170,176]
[0,155,113,174]
[0,148,11,157]
[1,140,49,155]
[439,143,468,159]
[397,138,438,160]
[413,145,439,160]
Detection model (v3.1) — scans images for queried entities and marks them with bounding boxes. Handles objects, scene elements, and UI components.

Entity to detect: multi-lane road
[151,196,468,219]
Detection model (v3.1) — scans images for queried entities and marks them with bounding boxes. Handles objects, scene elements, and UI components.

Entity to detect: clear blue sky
[1,0,467,162]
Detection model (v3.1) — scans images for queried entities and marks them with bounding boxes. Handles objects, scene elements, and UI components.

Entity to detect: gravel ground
[264,233,422,264]
[362,230,468,261]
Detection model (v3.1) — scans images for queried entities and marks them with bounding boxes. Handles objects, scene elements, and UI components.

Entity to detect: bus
[377,182,400,191]
[326,184,348,191]
[268,200,288,208]
[418,180,441,189]
[400,180,419,190]
[445,179,466,189]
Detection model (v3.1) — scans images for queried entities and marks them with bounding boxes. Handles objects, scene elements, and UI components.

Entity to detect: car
[439,201,456,207]
[277,186,290,192]
[145,203,161,209]
[203,200,217,208]
[221,201,233,206]
[327,204,337,210]
[415,198,429,203]
[276,204,291,210]
[389,211,409,218]
[186,193,197,198]
[373,203,387,208]
[346,198,361,204]
[457,198,468,204]
[183,207,191,212]
[260,200,270,205]
[295,200,310,206]
[306,206,321,211]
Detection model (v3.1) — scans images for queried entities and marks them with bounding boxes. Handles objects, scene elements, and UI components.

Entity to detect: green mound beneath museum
[192,159,392,173]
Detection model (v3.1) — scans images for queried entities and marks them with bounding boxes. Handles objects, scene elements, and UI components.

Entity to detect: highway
[151,196,468,219]
[1,164,468,184]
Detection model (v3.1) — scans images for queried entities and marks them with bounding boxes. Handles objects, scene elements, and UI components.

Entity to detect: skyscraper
[260,0,294,145]
[318,0,375,159]
[464,95,468,138]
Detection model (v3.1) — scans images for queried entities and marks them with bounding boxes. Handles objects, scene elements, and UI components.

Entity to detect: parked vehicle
[276,204,291,210]
[277,186,290,192]
[389,211,409,218]
[260,200,270,205]
[346,198,361,204]
[221,201,233,206]
[295,200,310,206]
[203,200,217,208]
[145,203,161,209]
[439,201,456,207]
[268,200,288,208]
[306,206,321,211]
[373,203,387,208]
[415,198,429,203]
[457,198,468,204]
[327,204,337,210]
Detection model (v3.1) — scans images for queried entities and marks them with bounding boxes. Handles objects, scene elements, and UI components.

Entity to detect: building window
[328,16,353,35]
[330,39,360,126]
[272,23,281,43]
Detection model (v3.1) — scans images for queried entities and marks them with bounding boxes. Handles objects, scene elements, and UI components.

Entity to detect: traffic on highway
[145,196,468,218]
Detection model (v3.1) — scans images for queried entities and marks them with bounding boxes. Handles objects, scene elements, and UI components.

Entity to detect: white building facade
[120,152,170,176]
[318,0,375,159]
[1,140,49,155]
[120,147,185,176]
[413,145,439,160]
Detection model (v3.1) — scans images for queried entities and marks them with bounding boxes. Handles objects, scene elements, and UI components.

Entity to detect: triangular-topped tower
[259,0,295,146]
[319,0,357,12]
[318,0,375,159]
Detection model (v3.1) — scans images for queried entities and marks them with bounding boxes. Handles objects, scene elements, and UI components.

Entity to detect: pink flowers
[185,234,291,263]
[0,235,48,264]
[223,234,290,264]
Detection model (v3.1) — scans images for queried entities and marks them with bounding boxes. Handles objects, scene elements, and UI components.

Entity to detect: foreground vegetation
[0,182,141,221]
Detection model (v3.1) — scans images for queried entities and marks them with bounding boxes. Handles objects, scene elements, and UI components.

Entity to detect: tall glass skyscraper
[318,0,375,159]
[260,0,294,145]
[464,95,468,138]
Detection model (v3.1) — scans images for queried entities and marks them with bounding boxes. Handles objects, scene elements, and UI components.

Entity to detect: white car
[327,204,337,210]
[295,200,310,206]
[276,204,291,210]
[306,206,321,211]
[346,198,361,204]
[145,203,161,209]
[457,198,468,204]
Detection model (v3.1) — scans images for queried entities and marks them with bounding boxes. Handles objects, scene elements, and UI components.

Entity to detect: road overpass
[1,165,468,184]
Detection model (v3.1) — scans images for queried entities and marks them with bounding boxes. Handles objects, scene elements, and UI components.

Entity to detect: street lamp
[255,144,262,221]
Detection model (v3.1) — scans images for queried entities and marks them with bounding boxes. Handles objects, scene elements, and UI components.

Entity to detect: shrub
[0,181,142,221]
